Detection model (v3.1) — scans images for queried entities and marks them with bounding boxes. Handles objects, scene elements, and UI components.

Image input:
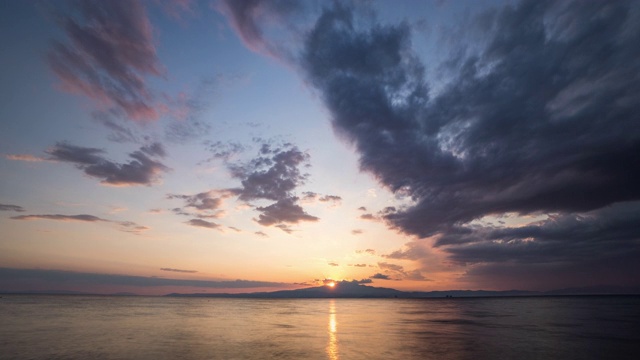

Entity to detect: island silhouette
[165,281,640,298]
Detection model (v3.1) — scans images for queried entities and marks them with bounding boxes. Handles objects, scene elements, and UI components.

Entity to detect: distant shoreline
[2,283,639,298]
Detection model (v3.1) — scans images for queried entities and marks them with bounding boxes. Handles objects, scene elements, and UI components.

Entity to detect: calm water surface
[1,295,639,359]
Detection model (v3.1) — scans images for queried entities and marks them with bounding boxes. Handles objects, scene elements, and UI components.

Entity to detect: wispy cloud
[11,213,148,234]
[47,0,164,121]
[4,154,49,162]
[356,249,376,255]
[11,214,105,222]
[160,267,198,274]
[0,203,25,212]
[216,0,304,62]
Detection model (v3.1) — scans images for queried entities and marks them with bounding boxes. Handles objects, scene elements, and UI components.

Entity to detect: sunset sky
[1,0,639,295]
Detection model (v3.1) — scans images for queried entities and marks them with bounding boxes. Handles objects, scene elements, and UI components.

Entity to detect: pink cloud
[47,1,164,122]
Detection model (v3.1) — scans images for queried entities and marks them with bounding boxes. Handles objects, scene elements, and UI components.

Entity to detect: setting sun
[327,282,336,288]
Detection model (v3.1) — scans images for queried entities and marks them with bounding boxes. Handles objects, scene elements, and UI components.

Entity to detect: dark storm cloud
[47,142,169,186]
[0,268,289,289]
[301,0,640,237]
[0,203,25,212]
[298,0,640,287]
[442,202,640,265]
[47,0,163,121]
[186,219,220,230]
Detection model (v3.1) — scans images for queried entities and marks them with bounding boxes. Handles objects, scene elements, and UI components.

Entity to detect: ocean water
[1,295,639,360]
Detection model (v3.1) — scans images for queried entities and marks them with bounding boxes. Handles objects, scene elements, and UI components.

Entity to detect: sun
[326,281,336,288]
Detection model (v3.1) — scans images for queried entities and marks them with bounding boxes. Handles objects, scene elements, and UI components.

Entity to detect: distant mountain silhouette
[4,282,639,298]
[165,281,640,298]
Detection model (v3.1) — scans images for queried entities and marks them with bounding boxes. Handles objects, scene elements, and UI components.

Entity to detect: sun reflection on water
[327,300,338,360]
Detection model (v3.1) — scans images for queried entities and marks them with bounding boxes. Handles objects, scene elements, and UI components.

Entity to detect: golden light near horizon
[327,282,336,288]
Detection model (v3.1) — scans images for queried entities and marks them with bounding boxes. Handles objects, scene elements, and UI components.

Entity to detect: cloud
[351,229,363,235]
[352,278,373,284]
[349,264,367,267]
[47,142,169,186]
[47,0,164,121]
[224,142,319,229]
[377,262,430,282]
[0,203,25,212]
[356,249,376,255]
[167,190,234,220]
[160,268,198,274]
[302,1,640,238]
[231,143,309,202]
[11,214,105,222]
[370,273,391,280]
[359,213,376,221]
[0,267,289,290]
[117,221,149,234]
[11,213,148,234]
[186,219,220,229]
[274,224,293,234]
[328,262,339,267]
[319,195,342,203]
[203,141,246,162]
[295,1,640,288]
[301,192,342,205]
[4,154,48,162]
[443,202,640,264]
[255,198,319,226]
[378,262,404,273]
[255,231,268,237]
[384,242,431,261]
[216,0,303,61]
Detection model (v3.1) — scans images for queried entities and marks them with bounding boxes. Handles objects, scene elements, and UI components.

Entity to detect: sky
[1,0,639,295]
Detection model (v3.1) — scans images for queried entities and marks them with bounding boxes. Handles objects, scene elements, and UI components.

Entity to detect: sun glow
[326,282,336,288]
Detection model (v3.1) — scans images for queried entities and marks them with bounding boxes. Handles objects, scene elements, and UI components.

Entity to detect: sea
[1,295,639,359]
